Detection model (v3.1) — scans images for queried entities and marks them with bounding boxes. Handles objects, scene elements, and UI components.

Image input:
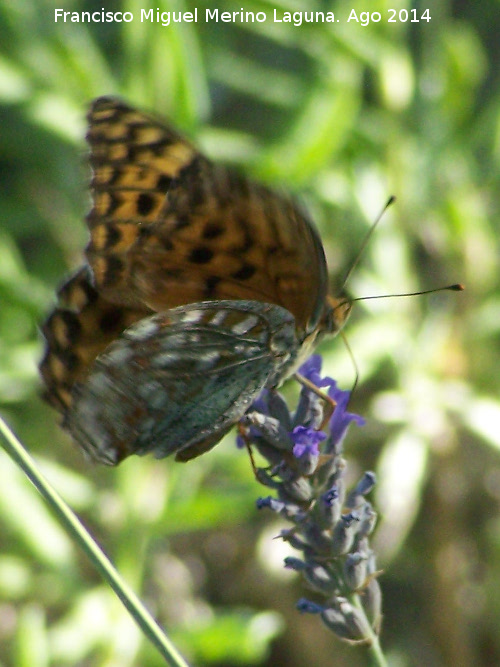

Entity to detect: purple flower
[290,425,325,475]
[291,425,326,459]
[298,354,340,390]
[298,355,329,388]
[238,354,380,644]
[325,381,365,454]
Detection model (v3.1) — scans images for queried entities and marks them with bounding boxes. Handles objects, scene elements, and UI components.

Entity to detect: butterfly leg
[237,422,260,477]
[294,372,337,430]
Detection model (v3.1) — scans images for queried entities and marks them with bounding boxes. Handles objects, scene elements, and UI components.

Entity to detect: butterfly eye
[325,295,352,335]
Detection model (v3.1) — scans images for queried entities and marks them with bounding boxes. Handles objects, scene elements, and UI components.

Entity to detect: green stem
[366,633,389,667]
[0,416,190,667]
[351,593,389,667]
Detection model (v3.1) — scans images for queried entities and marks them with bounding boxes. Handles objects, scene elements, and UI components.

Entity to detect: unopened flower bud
[331,512,361,555]
[346,471,376,509]
[284,556,306,571]
[321,598,372,642]
[242,411,292,450]
[303,561,336,594]
[267,391,292,430]
[358,505,377,537]
[296,598,323,614]
[316,485,342,528]
[361,577,383,631]
[281,476,314,503]
[344,552,368,591]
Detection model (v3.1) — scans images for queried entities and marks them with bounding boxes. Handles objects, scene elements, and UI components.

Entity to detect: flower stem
[0,416,190,667]
[351,593,388,667]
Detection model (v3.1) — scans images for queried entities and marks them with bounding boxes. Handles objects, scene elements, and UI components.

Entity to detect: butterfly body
[40,97,350,464]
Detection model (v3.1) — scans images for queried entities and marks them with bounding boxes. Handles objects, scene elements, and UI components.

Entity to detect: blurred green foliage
[0,0,499,665]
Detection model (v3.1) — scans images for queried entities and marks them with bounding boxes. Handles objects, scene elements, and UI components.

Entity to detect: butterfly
[39,96,351,464]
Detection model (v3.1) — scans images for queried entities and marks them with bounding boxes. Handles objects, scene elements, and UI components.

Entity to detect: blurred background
[0,0,498,665]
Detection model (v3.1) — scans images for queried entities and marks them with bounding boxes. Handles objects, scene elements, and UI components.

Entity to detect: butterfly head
[322,294,352,337]
[295,294,352,370]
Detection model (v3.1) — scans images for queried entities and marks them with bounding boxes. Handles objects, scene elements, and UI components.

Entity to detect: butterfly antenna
[340,330,359,396]
[340,195,396,292]
[350,283,465,305]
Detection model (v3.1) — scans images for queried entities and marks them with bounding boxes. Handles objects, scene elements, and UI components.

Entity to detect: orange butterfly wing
[39,265,150,413]
[85,97,329,338]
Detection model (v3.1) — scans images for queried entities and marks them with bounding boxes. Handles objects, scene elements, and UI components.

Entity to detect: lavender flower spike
[239,354,382,647]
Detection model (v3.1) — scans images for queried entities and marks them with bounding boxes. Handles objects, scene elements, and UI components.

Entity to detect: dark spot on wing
[189,246,213,264]
[137,193,156,216]
[232,263,256,280]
